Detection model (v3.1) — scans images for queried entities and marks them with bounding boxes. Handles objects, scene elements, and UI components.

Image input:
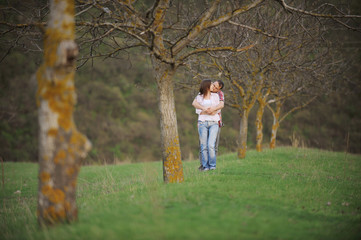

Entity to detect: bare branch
[278,0,361,18]
[207,0,266,28]
[228,20,288,39]
[176,43,255,65]
[0,21,46,29]
[171,0,221,55]
[279,96,318,123]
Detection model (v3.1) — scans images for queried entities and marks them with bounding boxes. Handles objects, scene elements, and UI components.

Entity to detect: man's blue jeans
[198,121,219,169]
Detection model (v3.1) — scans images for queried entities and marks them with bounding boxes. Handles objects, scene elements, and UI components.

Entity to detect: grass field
[1,147,361,240]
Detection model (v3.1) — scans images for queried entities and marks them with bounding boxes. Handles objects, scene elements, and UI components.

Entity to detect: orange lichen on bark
[238,111,248,159]
[40,172,51,182]
[270,139,276,149]
[48,188,65,204]
[45,206,57,220]
[270,127,278,149]
[256,123,263,152]
[54,149,66,164]
[61,21,74,33]
[37,69,76,131]
[270,123,279,149]
[64,201,71,211]
[255,103,265,152]
[270,118,279,149]
[163,137,184,183]
[48,128,58,137]
[269,101,282,149]
[42,205,66,223]
[64,0,75,18]
[42,185,52,196]
[272,122,279,131]
[238,142,247,159]
[57,113,73,130]
[70,131,87,146]
[41,184,65,204]
[66,167,75,176]
[43,23,75,67]
[56,208,66,219]
[37,2,77,130]
[71,179,77,188]
[43,29,62,67]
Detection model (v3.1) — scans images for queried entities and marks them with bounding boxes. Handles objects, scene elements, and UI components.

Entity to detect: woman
[192,80,220,171]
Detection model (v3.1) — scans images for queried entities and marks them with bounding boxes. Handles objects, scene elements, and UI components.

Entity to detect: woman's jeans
[198,121,219,168]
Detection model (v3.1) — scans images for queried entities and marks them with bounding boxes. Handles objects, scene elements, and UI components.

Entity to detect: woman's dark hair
[199,79,212,95]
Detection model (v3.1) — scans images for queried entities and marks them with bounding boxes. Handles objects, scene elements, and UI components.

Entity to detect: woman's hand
[200,107,218,115]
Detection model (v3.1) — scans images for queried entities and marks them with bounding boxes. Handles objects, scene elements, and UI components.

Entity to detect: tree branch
[176,43,255,65]
[171,0,221,55]
[278,0,361,19]
[228,20,288,39]
[279,96,317,123]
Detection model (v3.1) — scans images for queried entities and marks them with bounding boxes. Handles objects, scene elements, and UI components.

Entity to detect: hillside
[1,147,360,240]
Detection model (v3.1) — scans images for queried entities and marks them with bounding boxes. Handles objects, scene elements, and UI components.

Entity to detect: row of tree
[1,0,360,226]
[185,0,347,159]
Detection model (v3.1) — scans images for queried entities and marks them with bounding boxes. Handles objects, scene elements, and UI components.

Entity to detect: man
[192,80,224,170]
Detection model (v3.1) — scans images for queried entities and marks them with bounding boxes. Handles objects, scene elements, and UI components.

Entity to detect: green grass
[1,147,361,240]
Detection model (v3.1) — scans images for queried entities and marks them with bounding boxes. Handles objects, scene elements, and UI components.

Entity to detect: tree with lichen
[36,0,91,226]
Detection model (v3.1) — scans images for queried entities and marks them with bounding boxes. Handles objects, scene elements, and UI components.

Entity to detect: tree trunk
[255,101,266,152]
[36,0,91,226]
[238,110,249,159]
[151,57,184,183]
[270,102,281,149]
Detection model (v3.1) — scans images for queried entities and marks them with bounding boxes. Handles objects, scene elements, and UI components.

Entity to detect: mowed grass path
[1,147,361,240]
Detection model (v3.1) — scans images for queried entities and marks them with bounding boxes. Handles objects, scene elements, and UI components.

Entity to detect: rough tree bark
[255,101,266,152]
[36,0,91,226]
[269,101,282,149]
[152,57,184,183]
[238,110,249,159]
[255,90,270,152]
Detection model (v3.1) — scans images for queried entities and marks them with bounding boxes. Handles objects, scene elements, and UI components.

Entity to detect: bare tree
[36,0,91,225]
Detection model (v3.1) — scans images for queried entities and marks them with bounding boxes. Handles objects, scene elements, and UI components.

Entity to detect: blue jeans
[198,121,219,168]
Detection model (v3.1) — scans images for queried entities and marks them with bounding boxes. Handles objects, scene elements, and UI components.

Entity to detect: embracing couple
[192,79,224,171]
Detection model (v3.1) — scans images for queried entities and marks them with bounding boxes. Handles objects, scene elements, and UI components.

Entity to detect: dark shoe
[199,166,210,172]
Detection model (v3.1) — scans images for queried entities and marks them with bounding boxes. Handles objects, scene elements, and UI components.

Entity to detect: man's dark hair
[216,80,224,90]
